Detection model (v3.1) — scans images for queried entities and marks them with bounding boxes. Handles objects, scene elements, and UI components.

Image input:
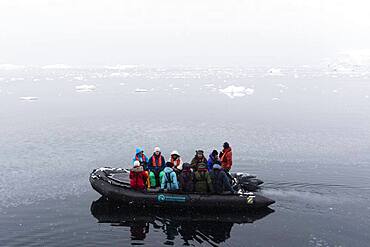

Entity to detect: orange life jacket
[152,155,163,167]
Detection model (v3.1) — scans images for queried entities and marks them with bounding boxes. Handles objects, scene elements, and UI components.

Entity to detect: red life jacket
[152,155,163,167]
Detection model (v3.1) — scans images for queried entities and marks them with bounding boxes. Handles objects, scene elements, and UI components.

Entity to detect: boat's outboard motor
[230,172,264,192]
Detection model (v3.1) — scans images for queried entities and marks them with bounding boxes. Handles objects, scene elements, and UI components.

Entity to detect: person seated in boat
[191,150,208,171]
[207,149,219,171]
[132,147,149,170]
[194,163,213,193]
[209,163,236,194]
[169,150,183,173]
[160,162,179,191]
[219,142,232,172]
[178,163,195,193]
[130,161,149,191]
[148,147,166,187]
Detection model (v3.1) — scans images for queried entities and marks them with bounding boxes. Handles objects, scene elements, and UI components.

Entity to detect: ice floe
[73,76,84,81]
[75,84,96,92]
[109,72,129,77]
[42,64,72,69]
[10,77,25,81]
[271,98,280,102]
[19,96,38,101]
[0,64,25,70]
[276,83,288,89]
[219,85,254,99]
[135,88,149,93]
[104,65,138,70]
[268,68,284,76]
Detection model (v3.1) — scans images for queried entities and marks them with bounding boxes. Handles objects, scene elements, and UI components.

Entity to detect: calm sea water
[1,66,370,246]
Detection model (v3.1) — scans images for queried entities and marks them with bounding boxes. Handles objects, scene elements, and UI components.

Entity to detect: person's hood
[163,167,174,173]
[171,150,180,156]
[194,154,205,160]
[135,147,143,154]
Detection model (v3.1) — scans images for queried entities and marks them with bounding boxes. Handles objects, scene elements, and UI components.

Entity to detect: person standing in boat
[148,147,166,187]
[194,163,213,193]
[209,163,235,194]
[130,161,149,191]
[190,150,207,171]
[178,163,195,192]
[219,142,232,172]
[132,147,149,170]
[207,150,219,171]
[169,150,183,173]
[161,162,179,191]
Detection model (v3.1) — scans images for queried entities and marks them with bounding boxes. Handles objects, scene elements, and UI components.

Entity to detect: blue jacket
[161,167,179,190]
[207,155,217,171]
[132,147,149,165]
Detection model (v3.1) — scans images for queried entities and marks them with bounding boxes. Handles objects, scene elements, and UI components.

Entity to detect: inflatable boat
[90,167,275,210]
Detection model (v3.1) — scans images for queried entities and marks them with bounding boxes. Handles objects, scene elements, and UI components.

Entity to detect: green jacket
[194,170,213,193]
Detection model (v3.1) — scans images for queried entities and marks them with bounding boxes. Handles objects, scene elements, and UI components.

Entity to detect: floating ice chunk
[104,65,138,70]
[204,83,215,87]
[271,98,280,102]
[219,85,254,99]
[135,88,149,93]
[119,83,126,86]
[268,68,284,76]
[19,96,38,101]
[75,84,96,92]
[33,78,40,82]
[11,77,25,81]
[365,95,369,99]
[42,64,71,69]
[332,89,338,93]
[73,76,84,81]
[173,87,180,90]
[294,74,299,78]
[244,88,254,95]
[0,64,25,70]
[276,83,288,89]
[109,72,129,77]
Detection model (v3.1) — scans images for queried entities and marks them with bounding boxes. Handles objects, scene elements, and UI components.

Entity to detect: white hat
[133,161,141,167]
[171,150,180,156]
[154,147,161,152]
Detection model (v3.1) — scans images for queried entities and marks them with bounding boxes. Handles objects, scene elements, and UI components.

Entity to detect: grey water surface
[0,66,370,246]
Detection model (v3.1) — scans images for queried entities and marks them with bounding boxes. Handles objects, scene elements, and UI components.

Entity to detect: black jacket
[209,169,234,194]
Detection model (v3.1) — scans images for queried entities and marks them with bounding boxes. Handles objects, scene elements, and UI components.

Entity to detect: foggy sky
[1,0,370,66]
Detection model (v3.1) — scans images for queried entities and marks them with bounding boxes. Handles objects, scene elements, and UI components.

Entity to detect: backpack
[165,171,174,189]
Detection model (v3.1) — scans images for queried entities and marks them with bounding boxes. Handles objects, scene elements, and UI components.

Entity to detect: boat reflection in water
[90,197,274,245]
